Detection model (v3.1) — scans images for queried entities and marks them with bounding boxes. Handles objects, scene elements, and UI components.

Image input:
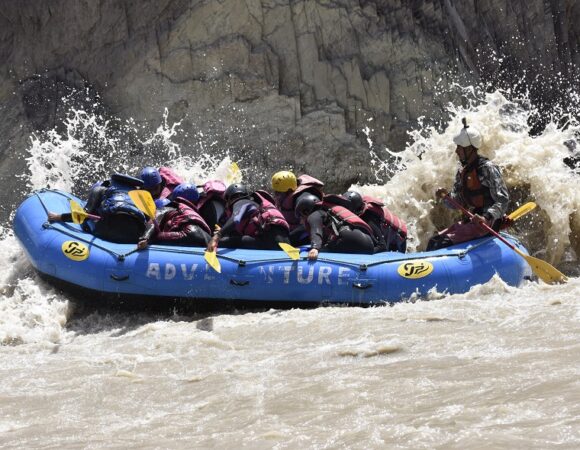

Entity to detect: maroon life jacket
[234,191,290,237]
[319,200,374,237]
[460,157,495,213]
[158,167,184,199]
[277,192,299,227]
[296,174,324,191]
[159,198,211,234]
[361,195,407,238]
[196,180,226,211]
[277,175,324,228]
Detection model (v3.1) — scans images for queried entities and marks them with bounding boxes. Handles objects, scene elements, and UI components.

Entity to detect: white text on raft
[145,263,355,285]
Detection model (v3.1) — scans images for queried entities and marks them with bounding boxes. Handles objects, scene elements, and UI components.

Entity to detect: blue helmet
[140,167,162,188]
[171,183,200,203]
[155,198,171,209]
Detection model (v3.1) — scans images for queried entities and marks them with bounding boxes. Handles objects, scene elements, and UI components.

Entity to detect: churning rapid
[1,91,579,448]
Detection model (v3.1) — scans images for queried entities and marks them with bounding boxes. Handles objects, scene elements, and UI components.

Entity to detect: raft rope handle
[361,251,465,270]
[461,232,522,256]
[33,189,248,264]
[34,189,520,270]
[118,245,247,265]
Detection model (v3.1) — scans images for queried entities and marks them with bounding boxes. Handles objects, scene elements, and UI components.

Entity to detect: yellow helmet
[271,171,297,192]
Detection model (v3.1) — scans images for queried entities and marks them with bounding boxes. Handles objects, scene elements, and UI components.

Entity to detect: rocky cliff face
[0,0,578,216]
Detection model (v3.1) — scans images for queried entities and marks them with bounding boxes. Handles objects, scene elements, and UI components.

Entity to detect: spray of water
[357,91,580,262]
[3,84,579,345]
[4,107,242,345]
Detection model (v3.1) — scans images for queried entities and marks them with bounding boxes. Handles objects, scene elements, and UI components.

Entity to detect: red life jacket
[296,174,324,191]
[278,193,300,227]
[158,167,184,199]
[277,175,324,228]
[160,198,211,234]
[321,194,353,209]
[361,195,407,238]
[460,157,494,212]
[320,201,374,237]
[196,180,226,211]
[234,191,290,237]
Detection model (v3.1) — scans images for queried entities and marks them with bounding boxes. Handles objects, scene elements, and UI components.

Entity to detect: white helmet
[453,125,482,149]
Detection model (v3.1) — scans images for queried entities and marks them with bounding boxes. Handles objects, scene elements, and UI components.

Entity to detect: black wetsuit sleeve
[368,219,386,250]
[219,216,236,236]
[140,221,156,242]
[84,186,107,214]
[306,210,325,250]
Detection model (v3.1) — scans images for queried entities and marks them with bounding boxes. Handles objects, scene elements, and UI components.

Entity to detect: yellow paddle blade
[226,162,241,184]
[508,202,537,221]
[69,200,87,224]
[513,247,568,284]
[128,190,156,219]
[279,242,301,260]
[204,251,221,273]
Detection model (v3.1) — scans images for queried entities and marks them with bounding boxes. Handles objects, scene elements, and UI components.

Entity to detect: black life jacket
[91,174,148,243]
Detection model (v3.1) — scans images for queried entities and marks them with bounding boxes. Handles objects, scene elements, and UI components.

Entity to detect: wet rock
[0,0,578,201]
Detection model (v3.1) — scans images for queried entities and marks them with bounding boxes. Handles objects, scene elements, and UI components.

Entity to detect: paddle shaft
[443,195,518,252]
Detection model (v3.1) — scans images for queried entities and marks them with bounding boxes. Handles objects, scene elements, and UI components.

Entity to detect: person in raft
[426,120,510,251]
[270,170,324,246]
[195,179,227,231]
[47,173,151,244]
[139,166,184,200]
[294,193,375,261]
[206,183,291,251]
[342,190,408,253]
[137,183,211,249]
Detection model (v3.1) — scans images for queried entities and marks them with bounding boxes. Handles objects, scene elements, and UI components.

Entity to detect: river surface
[1,91,579,448]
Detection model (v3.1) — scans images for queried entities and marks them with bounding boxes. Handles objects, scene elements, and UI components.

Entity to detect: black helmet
[224,183,249,203]
[295,193,319,218]
[342,191,364,214]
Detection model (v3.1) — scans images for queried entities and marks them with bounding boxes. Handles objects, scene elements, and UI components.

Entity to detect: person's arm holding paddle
[137,220,156,250]
[204,224,223,273]
[206,225,222,253]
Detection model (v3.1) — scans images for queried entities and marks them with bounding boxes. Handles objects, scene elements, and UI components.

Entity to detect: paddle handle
[85,212,101,221]
[443,195,517,251]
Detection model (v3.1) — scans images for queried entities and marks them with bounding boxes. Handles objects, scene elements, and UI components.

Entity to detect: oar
[444,195,567,284]
[69,199,100,224]
[278,242,301,260]
[204,250,221,273]
[508,202,536,221]
[128,190,156,219]
[204,224,222,273]
[225,162,240,184]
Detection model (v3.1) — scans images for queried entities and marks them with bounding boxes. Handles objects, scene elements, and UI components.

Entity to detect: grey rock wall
[0,0,578,218]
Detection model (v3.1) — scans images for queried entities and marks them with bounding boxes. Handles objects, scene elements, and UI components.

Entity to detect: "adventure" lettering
[146,262,354,285]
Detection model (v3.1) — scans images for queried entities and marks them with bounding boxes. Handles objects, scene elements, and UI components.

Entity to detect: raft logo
[61,241,89,261]
[397,260,433,279]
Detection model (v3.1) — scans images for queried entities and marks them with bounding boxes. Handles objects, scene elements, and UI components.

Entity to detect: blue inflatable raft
[13,190,532,308]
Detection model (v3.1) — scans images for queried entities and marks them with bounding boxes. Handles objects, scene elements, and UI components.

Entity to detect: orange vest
[460,158,494,212]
